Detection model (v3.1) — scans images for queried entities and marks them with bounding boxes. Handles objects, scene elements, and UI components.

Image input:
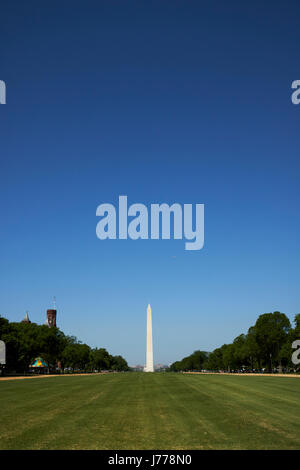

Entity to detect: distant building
[20,303,57,328]
[130,365,144,371]
[154,364,168,371]
[46,309,57,328]
[21,312,31,324]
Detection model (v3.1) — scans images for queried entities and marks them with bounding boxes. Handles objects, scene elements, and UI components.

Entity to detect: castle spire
[22,311,31,323]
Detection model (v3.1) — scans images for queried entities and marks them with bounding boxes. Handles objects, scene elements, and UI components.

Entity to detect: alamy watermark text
[0,80,6,104]
[291,80,300,104]
[96,196,204,251]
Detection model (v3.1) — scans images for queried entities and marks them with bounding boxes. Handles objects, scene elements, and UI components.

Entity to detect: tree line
[170,311,300,373]
[0,316,129,373]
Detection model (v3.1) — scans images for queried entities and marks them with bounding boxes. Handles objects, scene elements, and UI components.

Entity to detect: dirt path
[0,372,108,381]
[184,372,300,378]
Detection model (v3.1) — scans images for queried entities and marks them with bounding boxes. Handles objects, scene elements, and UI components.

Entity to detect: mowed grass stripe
[1,373,300,449]
[183,375,300,447]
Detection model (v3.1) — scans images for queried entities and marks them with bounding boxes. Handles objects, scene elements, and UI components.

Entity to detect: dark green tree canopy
[0,315,129,372]
[170,311,298,373]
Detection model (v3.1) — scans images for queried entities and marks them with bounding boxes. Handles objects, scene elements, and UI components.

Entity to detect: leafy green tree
[91,348,112,370]
[253,312,291,371]
[169,361,181,372]
[245,326,261,370]
[0,315,128,374]
[61,343,91,371]
[222,344,235,371]
[111,355,129,371]
[170,312,294,374]
[293,314,300,338]
[206,347,225,371]
[170,351,209,371]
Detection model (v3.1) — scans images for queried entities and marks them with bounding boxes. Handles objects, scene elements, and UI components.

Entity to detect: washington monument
[144,304,154,372]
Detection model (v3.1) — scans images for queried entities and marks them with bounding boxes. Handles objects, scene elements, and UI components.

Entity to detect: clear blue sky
[1,1,300,365]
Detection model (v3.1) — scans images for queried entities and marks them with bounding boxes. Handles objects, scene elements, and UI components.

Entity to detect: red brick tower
[47,309,57,327]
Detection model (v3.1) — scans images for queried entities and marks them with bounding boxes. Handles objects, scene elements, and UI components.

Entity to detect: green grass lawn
[0,372,300,449]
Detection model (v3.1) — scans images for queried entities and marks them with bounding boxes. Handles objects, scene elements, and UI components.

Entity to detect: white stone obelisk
[145,304,154,372]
